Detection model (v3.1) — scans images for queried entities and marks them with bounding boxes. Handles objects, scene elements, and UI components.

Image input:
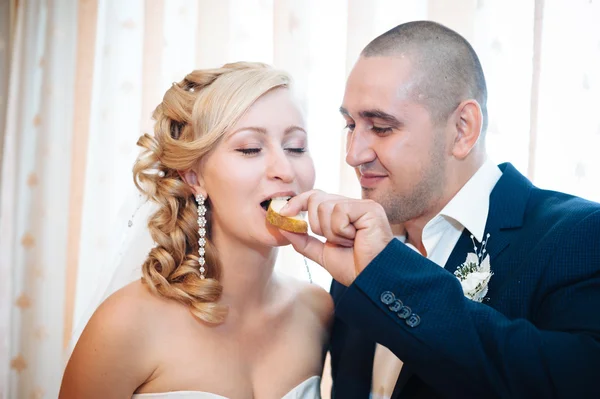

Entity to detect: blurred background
[1,0,599,398]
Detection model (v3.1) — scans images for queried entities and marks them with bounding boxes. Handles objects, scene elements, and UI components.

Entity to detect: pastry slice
[266,197,308,234]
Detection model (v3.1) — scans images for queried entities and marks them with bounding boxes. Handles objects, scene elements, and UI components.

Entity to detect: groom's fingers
[279,231,326,266]
[330,201,359,241]
[280,190,324,236]
[331,199,384,227]
[279,190,315,216]
[281,190,349,237]
[331,199,393,269]
[317,200,338,241]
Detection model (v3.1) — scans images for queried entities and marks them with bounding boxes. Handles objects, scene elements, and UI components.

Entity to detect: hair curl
[133,62,291,324]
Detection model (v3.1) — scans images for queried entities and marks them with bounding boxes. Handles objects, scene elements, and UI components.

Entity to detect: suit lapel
[448,163,531,272]
[444,163,532,298]
[444,229,479,274]
[391,163,532,397]
[479,163,531,294]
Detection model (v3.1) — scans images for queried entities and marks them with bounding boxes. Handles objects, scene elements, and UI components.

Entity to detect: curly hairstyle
[133,62,291,324]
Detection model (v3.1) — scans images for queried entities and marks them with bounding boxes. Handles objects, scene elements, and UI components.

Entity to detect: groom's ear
[451,99,483,159]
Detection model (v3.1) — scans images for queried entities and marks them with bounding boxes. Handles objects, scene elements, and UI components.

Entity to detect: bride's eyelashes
[235,147,307,156]
[237,148,261,155]
[284,147,307,154]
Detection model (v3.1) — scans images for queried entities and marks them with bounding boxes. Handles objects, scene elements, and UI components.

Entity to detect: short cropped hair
[362,21,488,134]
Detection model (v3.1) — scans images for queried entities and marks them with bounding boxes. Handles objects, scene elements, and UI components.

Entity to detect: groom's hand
[279,190,394,286]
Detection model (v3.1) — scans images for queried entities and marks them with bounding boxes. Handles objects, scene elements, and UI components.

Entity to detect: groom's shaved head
[362,21,488,134]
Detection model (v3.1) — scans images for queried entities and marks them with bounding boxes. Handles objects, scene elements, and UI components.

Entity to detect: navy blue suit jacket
[329,163,600,398]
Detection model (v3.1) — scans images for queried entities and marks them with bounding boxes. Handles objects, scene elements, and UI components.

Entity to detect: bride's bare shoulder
[289,278,334,328]
[102,280,164,315]
[107,279,166,306]
[78,280,180,348]
[61,281,167,396]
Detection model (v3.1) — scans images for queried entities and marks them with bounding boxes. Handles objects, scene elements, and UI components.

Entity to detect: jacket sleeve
[334,211,600,399]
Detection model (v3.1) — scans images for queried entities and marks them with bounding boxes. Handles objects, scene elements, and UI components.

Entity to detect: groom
[280,21,600,398]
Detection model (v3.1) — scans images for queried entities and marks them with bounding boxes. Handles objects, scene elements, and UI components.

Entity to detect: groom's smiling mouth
[360,172,387,188]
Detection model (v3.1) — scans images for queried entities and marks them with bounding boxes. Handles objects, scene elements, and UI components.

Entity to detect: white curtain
[2,1,600,398]
[1,0,77,398]
[0,0,11,170]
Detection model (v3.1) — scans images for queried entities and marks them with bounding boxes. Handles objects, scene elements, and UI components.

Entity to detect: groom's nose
[346,128,377,167]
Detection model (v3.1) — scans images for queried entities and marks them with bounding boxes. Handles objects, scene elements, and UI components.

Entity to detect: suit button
[388,299,404,312]
[406,314,421,327]
[397,306,412,319]
[380,291,395,305]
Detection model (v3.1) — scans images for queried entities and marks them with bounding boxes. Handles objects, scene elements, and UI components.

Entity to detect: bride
[59,62,332,398]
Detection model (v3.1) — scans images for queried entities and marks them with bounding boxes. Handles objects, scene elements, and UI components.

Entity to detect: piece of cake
[266,197,308,234]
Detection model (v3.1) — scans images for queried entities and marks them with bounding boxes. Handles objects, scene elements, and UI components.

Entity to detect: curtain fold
[1,0,79,397]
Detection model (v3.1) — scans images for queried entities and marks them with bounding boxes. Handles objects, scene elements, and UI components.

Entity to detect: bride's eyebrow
[284,126,307,135]
[225,125,307,141]
[230,126,267,136]
[224,126,267,141]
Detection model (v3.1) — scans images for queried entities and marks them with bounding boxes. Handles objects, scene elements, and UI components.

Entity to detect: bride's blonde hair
[133,62,291,324]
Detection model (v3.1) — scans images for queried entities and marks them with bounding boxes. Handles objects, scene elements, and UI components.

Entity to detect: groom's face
[341,55,449,224]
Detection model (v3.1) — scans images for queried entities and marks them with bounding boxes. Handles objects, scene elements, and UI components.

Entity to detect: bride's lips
[360,173,387,188]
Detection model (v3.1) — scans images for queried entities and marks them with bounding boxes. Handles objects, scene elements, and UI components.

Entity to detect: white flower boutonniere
[454,233,492,302]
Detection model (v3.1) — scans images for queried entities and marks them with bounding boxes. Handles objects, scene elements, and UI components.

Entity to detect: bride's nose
[266,149,294,183]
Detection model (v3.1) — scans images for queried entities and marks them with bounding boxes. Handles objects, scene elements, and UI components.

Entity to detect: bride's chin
[262,227,293,247]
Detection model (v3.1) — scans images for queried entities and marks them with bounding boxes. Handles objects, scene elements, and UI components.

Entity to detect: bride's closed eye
[285,147,306,154]
[237,148,261,155]
[235,146,307,156]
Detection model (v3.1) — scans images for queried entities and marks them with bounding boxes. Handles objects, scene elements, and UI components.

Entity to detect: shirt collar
[435,159,502,242]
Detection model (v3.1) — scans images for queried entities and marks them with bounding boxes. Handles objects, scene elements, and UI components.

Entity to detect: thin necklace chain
[303,256,313,284]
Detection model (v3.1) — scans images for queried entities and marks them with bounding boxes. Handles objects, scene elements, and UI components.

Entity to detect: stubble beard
[362,139,447,225]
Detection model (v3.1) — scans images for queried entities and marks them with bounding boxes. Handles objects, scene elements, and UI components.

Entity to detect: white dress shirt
[370,160,502,399]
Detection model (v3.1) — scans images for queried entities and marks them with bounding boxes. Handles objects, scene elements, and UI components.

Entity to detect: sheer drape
[1,1,77,397]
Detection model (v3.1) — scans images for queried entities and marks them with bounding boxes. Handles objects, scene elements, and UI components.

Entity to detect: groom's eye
[372,126,393,135]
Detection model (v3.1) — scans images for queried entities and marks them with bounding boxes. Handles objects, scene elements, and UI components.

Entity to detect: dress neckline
[132,375,321,398]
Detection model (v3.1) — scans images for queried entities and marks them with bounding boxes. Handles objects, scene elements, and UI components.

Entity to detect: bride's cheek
[304,159,316,188]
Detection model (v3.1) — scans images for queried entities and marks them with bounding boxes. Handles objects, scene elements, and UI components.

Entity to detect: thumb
[279,230,325,267]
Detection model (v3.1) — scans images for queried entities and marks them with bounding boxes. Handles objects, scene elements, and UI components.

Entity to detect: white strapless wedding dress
[132,376,321,399]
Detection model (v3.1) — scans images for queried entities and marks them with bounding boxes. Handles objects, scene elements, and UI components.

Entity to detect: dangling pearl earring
[196,194,207,279]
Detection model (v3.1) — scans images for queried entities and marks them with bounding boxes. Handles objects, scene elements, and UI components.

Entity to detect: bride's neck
[211,232,278,315]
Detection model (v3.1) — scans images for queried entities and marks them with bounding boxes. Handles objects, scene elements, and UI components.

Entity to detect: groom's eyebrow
[360,109,402,126]
[339,107,402,127]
